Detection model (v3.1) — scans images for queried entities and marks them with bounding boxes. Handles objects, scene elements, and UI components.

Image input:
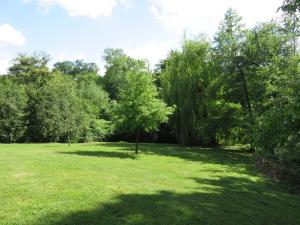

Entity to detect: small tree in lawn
[114,70,174,154]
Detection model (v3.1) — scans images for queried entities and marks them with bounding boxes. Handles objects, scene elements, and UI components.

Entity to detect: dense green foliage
[114,70,173,153]
[31,75,83,143]
[102,48,146,100]
[0,5,299,163]
[0,78,27,142]
[1,143,300,225]
[1,54,112,144]
[158,8,300,162]
[53,60,99,76]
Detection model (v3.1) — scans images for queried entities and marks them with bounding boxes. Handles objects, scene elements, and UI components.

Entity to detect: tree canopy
[114,69,174,153]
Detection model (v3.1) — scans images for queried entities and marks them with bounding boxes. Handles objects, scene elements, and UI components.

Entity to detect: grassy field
[0,143,300,225]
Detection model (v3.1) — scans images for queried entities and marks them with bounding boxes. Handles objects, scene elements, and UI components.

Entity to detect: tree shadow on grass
[34,176,300,225]
[96,142,254,173]
[58,150,136,159]
[32,143,300,225]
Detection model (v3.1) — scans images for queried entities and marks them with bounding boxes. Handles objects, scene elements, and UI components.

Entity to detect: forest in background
[0,2,299,164]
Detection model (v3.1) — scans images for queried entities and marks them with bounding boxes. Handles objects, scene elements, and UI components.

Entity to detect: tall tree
[0,78,27,143]
[114,70,173,154]
[279,0,300,54]
[160,39,212,145]
[247,22,300,160]
[31,74,83,145]
[213,8,256,148]
[103,48,146,99]
[76,73,112,142]
[8,53,50,84]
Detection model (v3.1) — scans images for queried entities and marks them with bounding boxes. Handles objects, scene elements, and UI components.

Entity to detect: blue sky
[0,0,283,74]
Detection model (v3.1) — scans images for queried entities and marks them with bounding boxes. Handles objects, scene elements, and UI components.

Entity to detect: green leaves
[114,70,174,135]
[0,78,27,142]
[103,48,147,100]
[53,60,99,76]
[32,74,81,142]
[8,53,50,84]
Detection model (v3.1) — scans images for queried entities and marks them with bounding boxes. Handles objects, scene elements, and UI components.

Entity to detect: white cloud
[149,0,283,36]
[0,51,19,74]
[25,0,131,18]
[0,24,26,74]
[0,24,26,46]
[0,57,12,74]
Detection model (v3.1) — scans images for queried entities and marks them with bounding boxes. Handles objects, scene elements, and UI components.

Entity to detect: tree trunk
[135,130,140,154]
[210,135,217,146]
[239,68,254,152]
[292,14,297,54]
[67,131,71,147]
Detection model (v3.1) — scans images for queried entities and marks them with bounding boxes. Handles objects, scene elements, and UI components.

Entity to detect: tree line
[0,6,299,160]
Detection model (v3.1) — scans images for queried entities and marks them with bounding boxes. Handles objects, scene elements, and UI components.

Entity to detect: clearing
[0,143,299,225]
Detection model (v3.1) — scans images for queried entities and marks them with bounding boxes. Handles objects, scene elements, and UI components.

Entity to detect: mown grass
[0,142,299,225]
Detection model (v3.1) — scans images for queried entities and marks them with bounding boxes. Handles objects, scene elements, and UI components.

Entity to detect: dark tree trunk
[240,69,252,116]
[240,68,254,152]
[210,135,217,146]
[67,131,71,147]
[292,14,297,54]
[135,130,140,154]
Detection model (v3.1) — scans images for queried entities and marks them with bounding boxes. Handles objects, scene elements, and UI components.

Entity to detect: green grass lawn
[0,143,300,225]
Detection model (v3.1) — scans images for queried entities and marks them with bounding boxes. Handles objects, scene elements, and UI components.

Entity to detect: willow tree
[159,39,214,145]
[114,70,173,154]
